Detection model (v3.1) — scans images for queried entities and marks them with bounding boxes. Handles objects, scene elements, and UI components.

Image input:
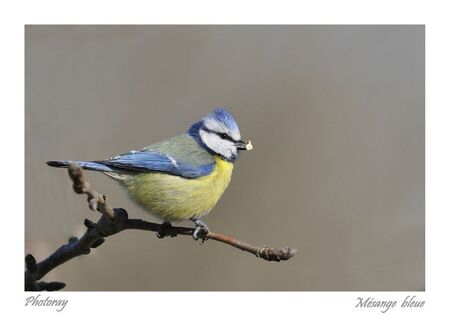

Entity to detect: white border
[1,0,448,315]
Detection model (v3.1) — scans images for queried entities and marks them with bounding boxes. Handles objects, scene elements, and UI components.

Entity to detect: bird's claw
[191,219,209,242]
[193,226,209,241]
[156,222,177,239]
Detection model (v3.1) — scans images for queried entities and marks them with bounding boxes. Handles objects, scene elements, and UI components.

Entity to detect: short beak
[235,140,253,151]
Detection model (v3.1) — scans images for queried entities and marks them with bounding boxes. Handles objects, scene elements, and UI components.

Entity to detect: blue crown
[206,108,240,134]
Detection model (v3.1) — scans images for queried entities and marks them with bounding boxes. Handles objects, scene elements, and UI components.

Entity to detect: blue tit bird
[47,108,253,239]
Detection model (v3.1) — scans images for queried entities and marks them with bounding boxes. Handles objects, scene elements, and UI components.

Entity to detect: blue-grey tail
[46,160,115,172]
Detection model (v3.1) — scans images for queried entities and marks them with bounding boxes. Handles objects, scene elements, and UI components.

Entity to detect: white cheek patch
[199,129,237,159]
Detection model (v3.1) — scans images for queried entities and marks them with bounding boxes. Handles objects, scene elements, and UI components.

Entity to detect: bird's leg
[156,221,177,238]
[190,218,209,241]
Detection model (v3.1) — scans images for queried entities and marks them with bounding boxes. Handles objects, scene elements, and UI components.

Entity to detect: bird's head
[188,108,253,162]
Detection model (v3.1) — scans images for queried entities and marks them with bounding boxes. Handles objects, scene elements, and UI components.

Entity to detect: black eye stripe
[218,132,235,142]
[218,132,229,139]
[203,128,236,142]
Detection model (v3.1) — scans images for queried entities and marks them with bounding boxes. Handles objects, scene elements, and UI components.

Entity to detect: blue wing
[98,134,216,179]
[48,134,216,179]
[98,150,215,179]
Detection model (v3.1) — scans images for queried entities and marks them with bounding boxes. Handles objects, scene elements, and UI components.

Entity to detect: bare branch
[25,163,297,291]
[67,162,115,220]
[125,219,297,261]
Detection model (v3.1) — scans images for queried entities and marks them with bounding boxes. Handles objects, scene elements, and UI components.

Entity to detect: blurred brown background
[25,25,424,291]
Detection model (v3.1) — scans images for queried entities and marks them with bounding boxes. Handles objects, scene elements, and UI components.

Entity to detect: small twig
[25,163,297,291]
[125,219,297,261]
[68,162,115,220]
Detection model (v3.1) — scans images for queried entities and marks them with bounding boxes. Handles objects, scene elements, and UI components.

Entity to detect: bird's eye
[218,132,229,139]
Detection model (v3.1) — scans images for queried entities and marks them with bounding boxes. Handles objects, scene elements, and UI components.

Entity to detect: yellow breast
[123,156,234,222]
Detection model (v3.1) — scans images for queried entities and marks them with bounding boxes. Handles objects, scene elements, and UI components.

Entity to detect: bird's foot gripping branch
[25,162,297,291]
